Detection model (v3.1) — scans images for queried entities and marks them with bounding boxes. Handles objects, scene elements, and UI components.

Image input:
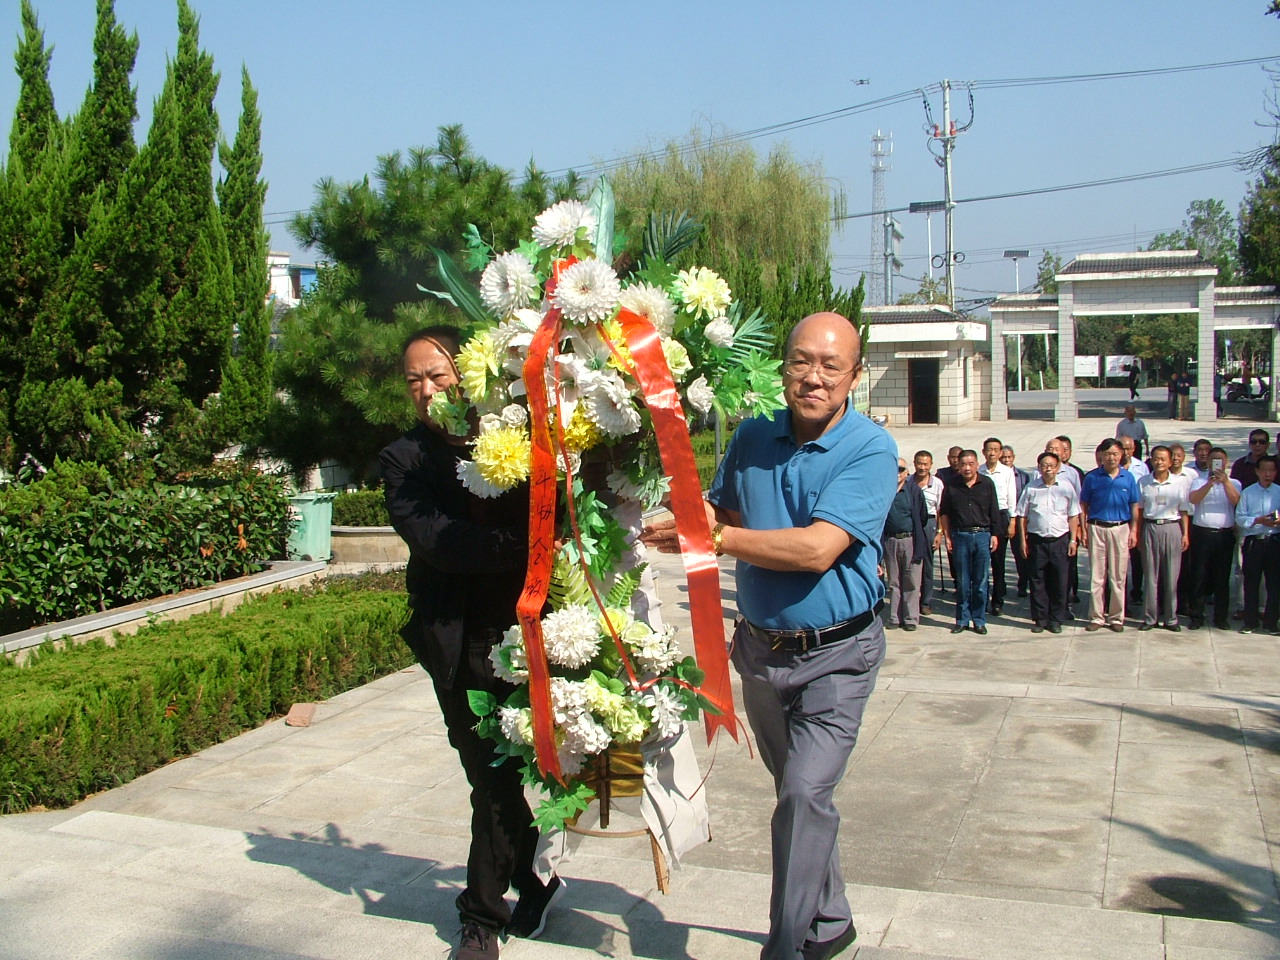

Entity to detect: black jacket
[380,424,528,689]
[881,479,929,563]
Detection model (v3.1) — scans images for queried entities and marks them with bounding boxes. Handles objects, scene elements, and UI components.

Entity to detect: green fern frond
[604,563,648,609]
[643,210,702,264]
[548,550,594,608]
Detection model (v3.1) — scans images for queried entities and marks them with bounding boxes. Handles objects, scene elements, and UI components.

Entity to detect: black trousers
[1242,536,1280,629]
[1010,525,1030,592]
[1028,532,1071,626]
[1188,526,1236,622]
[429,631,544,931]
[990,509,1011,604]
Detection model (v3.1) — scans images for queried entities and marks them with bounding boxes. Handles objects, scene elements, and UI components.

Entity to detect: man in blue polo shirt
[1079,438,1141,631]
[645,311,894,960]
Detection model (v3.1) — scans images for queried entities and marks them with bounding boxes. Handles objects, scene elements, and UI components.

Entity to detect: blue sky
[2,0,1278,305]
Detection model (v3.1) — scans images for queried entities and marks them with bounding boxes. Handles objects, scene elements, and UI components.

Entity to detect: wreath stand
[566,748,671,894]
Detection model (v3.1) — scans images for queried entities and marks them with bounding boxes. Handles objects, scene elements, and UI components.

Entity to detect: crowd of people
[880,408,1280,637]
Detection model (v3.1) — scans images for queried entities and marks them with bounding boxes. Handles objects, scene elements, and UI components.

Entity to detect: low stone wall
[330,526,409,566]
[1,560,328,662]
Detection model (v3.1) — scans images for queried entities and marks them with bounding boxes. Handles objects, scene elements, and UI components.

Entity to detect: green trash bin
[287,492,337,561]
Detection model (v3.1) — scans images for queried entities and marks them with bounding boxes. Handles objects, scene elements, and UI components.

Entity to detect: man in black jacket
[881,456,928,629]
[381,326,562,960]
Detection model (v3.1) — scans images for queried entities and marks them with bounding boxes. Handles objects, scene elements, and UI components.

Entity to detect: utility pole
[922,80,973,307]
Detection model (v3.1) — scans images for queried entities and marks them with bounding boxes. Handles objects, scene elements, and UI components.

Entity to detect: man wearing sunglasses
[1232,430,1273,489]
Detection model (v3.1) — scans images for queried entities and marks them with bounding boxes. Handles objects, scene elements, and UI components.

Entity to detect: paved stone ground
[5,413,1280,959]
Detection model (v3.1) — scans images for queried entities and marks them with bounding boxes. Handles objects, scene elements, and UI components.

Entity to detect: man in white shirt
[1187,447,1243,630]
[1046,436,1082,605]
[1014,451,1080,634]
[1119,436,1149,480]
[913,450,945,615]
[1115,405,1149,459]
[1136,446,1191,632]
[979,437,1018,616]
[1235,455,1280,634]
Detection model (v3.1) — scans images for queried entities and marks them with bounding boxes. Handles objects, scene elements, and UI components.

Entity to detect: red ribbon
[517,259,572,783]
[614,308,739,743]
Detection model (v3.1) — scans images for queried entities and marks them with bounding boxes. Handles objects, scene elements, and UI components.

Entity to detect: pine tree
[215,66,272,440]
[7,0,57,175]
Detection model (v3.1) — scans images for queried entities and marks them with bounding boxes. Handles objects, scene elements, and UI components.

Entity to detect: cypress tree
[215,66,272,439]
[7,0,56,175]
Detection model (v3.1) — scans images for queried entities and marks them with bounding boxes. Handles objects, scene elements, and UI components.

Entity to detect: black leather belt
[744,602,885,653]
[1144,518,1179,525]
[957,526,989,533]
[888,531,912,539]
[1088,519,1128,527]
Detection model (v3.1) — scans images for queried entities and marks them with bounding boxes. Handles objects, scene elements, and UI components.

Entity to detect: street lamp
[909,200,947,279]
[1003,250,1029,293]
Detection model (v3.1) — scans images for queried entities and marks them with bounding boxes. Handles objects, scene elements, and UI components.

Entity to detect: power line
[971,55,1279,90]
[833,157,1245,222]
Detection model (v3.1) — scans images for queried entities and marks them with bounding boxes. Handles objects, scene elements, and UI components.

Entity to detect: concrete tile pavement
[6,413,1280,958]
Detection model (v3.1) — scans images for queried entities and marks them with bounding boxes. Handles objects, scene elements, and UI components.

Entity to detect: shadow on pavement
[244,823,764,959]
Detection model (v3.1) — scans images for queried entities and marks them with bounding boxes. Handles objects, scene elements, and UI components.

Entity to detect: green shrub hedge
[331,489,390,527]
[0,582,412,813]
[0,460,292,633]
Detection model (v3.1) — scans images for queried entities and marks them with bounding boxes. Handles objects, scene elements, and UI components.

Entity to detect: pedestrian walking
[939,450,1001,635]
[1115,405,1149,459]
[1014,451,1080,634]
[1079,439,1141,632]
[881,458,928,630]
[1136,446,1191,631]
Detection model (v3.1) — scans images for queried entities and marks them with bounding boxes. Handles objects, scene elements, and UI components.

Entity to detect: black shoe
[1031,623,1045,634]
[951,624,965,634]
[885,621,900,630]
[1189,617,1205,630]
[1165,622,1182,632]
[903,623,918,631]
[1214,620,1230,631]
[1017,586,1029,597]
[456,922,499,960]
[1241,626,1256,634]
[991,603,1004,616]
[1048,623,1063,634]
[802,922,857,960]
[1139,623,1155,631]
[507,876,567,940]
[973,624,989,635]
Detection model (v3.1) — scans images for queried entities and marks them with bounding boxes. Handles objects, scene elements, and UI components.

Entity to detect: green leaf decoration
[676,657,706,687]
[463,224,493,272]
[588,176,616,263]
[548,549,594,608]
[724,303,775,364]
[636,257,678,291]
[423,247,495,326]
[467,689,498,718]
[604,563,647,608]
[643,210,702,264]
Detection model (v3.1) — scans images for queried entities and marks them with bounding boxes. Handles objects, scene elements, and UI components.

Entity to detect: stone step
[4,810,1279,960]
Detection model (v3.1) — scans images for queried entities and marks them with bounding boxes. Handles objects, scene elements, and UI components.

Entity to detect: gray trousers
[732,617,885,960]
[921,517,937,606]
[884,535,921,626]
[1141,521,1183,626]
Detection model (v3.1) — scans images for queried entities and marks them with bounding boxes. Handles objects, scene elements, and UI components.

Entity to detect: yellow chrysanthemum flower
[673,266,731,319]
[596,318,632,373]
[472,424,531,489]
[456,330,500,404]
[559,404,603,454]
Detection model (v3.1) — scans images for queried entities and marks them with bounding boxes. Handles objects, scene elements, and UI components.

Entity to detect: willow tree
[610,129,839,282]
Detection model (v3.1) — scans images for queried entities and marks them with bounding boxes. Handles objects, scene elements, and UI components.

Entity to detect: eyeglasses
[898,466,908,473]
[782,359,855,387]
[1252,438,1270,445]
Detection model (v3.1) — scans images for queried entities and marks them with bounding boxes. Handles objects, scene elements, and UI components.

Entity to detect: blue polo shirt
[707,401,897,630]
[1080,467,1141,522]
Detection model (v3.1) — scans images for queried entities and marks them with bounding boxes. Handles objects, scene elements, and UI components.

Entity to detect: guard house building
[859,304,990,425]
[988,250,1280,422]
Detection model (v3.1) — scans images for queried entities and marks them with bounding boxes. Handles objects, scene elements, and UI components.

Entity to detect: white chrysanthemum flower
[532,199,596,249]
[632,623,682,675]
[479,251,539,316]
[456,459,505,499]
[553,258,621,325]
[489,625,528,684]
[643,684,686,739]
[686,375,715,415]
[673,266,731,318]
[703,317,736,348]
[582,371,642,437]
[661,337,692,380]
[618,282,677,337]
[565,712,613,755]
[542,604,602,668]
[498,706,535,746]
[555,449,582,479]
[550,676,592,723]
